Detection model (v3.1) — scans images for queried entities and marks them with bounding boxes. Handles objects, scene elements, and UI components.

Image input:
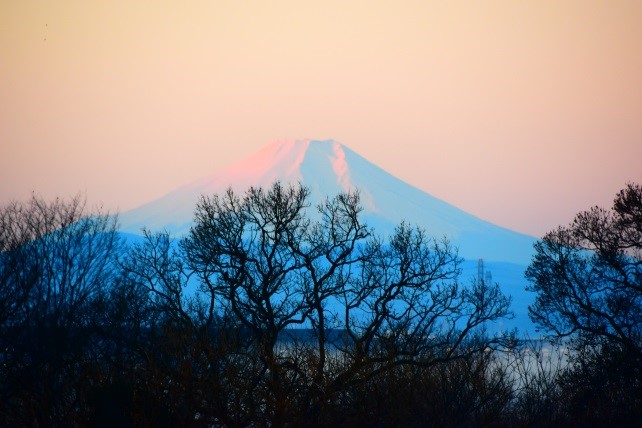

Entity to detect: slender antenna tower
[478,258,492,285]
[477,258,484,285]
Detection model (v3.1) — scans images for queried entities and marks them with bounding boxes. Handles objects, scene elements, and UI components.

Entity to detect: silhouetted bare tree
[181,181,513,425]
[526,182,642,425]
[526,183,642,354]
[0,194,121,425]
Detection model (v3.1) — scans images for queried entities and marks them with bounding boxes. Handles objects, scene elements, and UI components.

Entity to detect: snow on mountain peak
[193,139,352,193]
[329,141,352,193]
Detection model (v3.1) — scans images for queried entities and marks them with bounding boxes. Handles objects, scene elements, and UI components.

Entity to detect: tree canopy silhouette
[0,184,518,426]
[180,181,513,424]
[526,182,642,425]
[526,182,642,355]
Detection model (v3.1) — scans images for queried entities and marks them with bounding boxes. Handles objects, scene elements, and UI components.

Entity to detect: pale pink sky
[1,1,641,237]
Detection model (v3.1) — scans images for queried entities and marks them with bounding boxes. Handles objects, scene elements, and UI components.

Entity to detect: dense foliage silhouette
[526,182,642,424]
[1,182,640,426]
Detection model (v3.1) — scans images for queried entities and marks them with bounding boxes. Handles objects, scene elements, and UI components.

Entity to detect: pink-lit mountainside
[120,139,535,264]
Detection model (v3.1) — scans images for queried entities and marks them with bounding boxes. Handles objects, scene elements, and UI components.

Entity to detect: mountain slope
[119,139,536,265]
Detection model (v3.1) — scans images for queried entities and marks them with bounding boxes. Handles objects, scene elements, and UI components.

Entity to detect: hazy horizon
[2,1,641,237]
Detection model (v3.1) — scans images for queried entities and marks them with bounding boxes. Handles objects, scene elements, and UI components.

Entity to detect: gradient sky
[2,1,641,237]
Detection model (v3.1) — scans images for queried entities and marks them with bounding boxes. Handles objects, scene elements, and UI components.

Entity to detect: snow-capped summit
[119,139,535,265]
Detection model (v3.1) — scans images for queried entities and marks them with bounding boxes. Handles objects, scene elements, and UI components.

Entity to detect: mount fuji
[119,139,537,331]
[119,139,536,265]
